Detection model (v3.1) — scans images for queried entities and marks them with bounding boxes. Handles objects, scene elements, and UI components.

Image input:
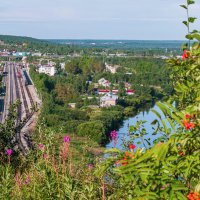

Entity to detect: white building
[98,78,111,87]
[32,52,42,57]
[105,62,120,74]
[100,93,118,107]
[60,63,65,70]
[38,65,56,76]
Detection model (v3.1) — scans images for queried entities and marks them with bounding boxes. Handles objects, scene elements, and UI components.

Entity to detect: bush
[64,120,84,133]
[77,120,105,142]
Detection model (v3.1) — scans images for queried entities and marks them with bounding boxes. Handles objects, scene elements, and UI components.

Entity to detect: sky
[0,0,200,40]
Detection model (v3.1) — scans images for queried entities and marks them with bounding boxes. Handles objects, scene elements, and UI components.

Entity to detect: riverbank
[106,103,165,150]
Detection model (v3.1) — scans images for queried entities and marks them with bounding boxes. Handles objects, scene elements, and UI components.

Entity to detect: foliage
[94,1,200,199]
[77,120,105,142]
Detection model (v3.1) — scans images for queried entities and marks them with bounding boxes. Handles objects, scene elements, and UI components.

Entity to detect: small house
[100,93,118,107]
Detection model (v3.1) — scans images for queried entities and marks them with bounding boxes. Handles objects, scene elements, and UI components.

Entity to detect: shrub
[77,120,105,142]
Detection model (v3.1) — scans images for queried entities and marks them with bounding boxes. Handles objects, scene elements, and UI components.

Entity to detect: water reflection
[106,102,169,150]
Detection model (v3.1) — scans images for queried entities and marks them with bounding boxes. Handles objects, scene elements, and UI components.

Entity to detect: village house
[105,62,120,74]
[32,52,42,57]
[100,93,118,107]
[60,63,65,70]
[126,90,135,95]
[68,103,76,109]
[12,52,30,57]
[38,65,56,76]
[98,78,111,87]
[95,88,134,95]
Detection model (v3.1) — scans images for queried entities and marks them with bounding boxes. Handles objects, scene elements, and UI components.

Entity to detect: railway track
[17,69,30,118]
[9,63,13,105]
[26,85,34,108]
[14,65,29,154]
[13,65,22,122]
[1,62,35,154]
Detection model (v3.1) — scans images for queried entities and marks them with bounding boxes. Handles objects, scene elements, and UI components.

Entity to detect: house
[126,90,135,95]
[60,63,65,70]
[68,103,76,109]
[0,51,10,57]
[100,93,118,107]
[105,62,120,74]
[32,52,42,57]
[38,65,56,76]
[12,52,30,57]
[98,89,110,95]
[98,78,111,87]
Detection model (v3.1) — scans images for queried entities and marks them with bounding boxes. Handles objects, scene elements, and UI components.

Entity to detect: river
[106,103,168,150]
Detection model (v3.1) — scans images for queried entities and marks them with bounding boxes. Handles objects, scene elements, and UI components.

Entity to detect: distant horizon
[0,34,186,41]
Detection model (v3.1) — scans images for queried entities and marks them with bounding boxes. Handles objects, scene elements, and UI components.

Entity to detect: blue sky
[0,0,200,39]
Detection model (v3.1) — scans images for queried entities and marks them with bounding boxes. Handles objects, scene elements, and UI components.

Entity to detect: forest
[29,55,172,144]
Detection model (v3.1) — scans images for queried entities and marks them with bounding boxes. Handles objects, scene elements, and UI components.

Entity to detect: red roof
[98,89,110,92]
[127,90,135,93]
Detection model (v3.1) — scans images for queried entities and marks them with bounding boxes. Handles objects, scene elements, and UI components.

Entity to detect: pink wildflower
[38,144,45,151]
[24,176,31,185]
[43,154,49,160]
[6,149,13,156]
[88,164,94,170]
[110,130,118,140]
[64,136,70,143]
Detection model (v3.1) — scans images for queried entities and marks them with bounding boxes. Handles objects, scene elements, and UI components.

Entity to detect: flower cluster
[6,149,13,156]
[182,114,195,130]
[64,135,70,143]
[38,144,45,151]
[129,144,136,150]
[110,130,118,140]
[182,50,189,60]
[187,192,200,200]
[115,150,136,167]
[61,135,70,162]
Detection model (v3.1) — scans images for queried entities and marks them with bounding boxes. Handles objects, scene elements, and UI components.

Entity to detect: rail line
[12,65,26,154]
[18,69,30,118]
[13,65,22,122]
[26,85,34,108]
[9,63,13,105]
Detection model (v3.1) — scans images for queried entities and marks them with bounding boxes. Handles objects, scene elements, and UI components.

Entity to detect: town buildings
[105,62,120,74]
[100,93,118,107]
[38,65,56,76]
[98,78,111,87]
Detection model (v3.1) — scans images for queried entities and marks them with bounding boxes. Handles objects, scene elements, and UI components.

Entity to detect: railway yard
[0,62,41,153]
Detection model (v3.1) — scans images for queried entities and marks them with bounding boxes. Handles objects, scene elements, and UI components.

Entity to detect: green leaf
[166,117,176,131]
[196,96,200,101]
[181,43,188,50]
[154,143,169,161]
[177,191,188,200]
[188,0,195,5]
[191,29,199,33]
[182,21,188,27]
[185,34,193,40]
[180,5,187,9]
[151,109,162,120]
[191,33,200,41]
[188,17,197,23]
